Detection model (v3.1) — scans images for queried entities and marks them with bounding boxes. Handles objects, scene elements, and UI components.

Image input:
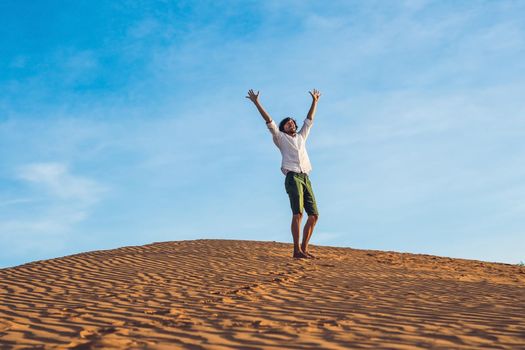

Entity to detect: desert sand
[1,239,524,349]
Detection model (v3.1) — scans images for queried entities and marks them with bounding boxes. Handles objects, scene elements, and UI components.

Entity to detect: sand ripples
[1,240,524,349]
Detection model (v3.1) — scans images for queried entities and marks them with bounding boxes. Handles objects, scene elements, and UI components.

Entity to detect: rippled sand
[1,239,524,349]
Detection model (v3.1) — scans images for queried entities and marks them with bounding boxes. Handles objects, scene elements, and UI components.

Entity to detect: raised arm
[306,89,321,121]
[246,89,273,124]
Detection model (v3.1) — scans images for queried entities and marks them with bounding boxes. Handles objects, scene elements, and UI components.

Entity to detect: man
[246,88,321,259]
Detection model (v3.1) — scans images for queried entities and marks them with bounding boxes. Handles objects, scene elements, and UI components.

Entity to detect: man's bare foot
[304,251,318,259]
[302,249,319,259]
[293,251,308,259]
[302,245,317,259]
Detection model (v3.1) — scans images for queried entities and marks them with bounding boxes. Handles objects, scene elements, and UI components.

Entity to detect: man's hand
[246,89,260,104]
[306,89,321,121]
[246,89,272,123]
[309,89,321,102]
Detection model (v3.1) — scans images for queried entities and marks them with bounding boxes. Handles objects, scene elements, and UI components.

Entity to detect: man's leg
[301,214,318,256]
[301,175,319,257]
[291,213,307,258]
[285,173,308,258]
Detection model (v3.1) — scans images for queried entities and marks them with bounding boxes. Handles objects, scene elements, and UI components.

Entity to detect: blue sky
[1,0,524,267]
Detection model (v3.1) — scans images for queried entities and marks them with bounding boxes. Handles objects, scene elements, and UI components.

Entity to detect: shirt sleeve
[298,118,313,140]
[267,120,281,147]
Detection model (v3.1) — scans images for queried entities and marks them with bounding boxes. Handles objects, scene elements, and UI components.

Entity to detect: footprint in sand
[79,326,117,339]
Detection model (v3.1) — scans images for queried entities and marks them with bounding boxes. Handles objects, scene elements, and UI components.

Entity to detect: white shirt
[267,118,314,175]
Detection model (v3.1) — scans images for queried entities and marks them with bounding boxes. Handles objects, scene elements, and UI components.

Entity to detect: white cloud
[0,162,108,265]
[0,211,86,235]
[17,162,106,204]
[0,198,37,207]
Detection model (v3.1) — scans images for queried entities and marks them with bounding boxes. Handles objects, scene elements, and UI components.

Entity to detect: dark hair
[279,117,297,132]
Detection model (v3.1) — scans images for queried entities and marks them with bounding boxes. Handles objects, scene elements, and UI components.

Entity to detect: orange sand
[1,239,524,349]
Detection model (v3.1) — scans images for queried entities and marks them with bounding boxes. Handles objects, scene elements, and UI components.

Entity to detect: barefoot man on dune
[246,89,321,259]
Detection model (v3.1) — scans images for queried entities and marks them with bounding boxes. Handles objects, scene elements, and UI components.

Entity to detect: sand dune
[1,239,524,349]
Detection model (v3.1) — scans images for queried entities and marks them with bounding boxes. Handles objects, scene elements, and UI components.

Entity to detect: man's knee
[309,214,319,223]
[293,213,303,220]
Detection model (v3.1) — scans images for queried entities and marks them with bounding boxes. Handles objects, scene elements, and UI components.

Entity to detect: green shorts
[284,172,319,216]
